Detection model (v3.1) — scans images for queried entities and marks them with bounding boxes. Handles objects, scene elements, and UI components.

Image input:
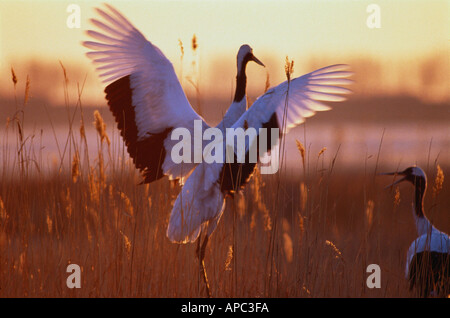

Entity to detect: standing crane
[382,166,450,297]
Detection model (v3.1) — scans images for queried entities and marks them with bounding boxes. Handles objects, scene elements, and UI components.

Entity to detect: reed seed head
[11,67,17,86]
[283,232,293,263]
[0,197,8,222]
[264,72,270,93]
[93,110,111,145]
[433,164,444,197]
[191,34,198,52]
[318,147,327,159]
[285,56,294,81]
[365,199,374,227]
[71,154,80,183]
[24,75,30,105]
[394,186,401,206]
[225,245,233,271]
[295,139,306,168]
[178,39,184,57]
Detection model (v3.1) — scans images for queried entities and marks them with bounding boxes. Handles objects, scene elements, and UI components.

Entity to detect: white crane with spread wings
[83,4,353,297]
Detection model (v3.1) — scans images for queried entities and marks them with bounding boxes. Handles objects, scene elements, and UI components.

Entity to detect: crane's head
[237,44,265,75]
[380,166,427,189]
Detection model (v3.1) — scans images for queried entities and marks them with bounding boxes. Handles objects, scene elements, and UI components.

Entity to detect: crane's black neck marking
[233,53,253,103]
[234,73,247,103]
[412,175,426,219]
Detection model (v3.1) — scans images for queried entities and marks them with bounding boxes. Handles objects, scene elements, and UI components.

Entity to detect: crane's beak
[251,54,265,67]
[379,171,407,189]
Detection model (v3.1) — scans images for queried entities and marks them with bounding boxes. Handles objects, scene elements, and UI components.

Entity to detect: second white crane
[382,166,450,297]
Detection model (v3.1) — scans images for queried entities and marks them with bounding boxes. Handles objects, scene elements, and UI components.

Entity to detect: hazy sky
[0,0,448,103]
[1,0,448,60]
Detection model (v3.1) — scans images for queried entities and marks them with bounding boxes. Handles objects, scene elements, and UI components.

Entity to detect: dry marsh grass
[0,68,448,298]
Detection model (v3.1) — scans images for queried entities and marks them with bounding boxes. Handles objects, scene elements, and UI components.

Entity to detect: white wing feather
[234,64,353,132]
[83,5,208,181]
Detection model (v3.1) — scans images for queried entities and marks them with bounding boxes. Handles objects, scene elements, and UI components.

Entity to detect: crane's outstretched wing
[232,64,353,133]
[83,4,208,183]
[167,64,353,243]
[216,64,353,190]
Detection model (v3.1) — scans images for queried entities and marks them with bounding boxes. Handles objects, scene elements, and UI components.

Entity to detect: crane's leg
[196,233,211,298]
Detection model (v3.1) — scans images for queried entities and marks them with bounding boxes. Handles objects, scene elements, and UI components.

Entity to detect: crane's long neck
[413,177,433,236]
[216,62,248,132]
[233,66,247,103]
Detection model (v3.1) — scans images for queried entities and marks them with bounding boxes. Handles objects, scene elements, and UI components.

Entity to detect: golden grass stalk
[295,139,306,169]
[46,212,53,234]
[284,56,294,82]
[297,213,304,234]
[119,191,134,217]
[282,217,290,233]
[148,197,152,210]
[178,39,184,58]
[250,211,256,231]
[24,75,30,106]
[186,34,202,116]
[121,230,132,259]
[325,240,345,264]
[281,218,293,263]
[85,220,93,244]
[11,67,17,86]
[433,164,444,197]
[65,188,73,219]
[251,167,261,203]
[365,199,374,228]
[264,72,270,93]
[71,153,80,183]
[0,197,8,222]
[98,152,106,187]
[236,193,246,219]
[88,167,99,204]
[59,60,69,85]
[93,110,111,146]
[318,147,327,159]
[191,34,198,52]
[394,186,401,206]
[283,233,293,263]
[18,252,26,275]
[262,204,272,231]
[301,285,311,296]
[249,167,271,231]
[300,182,307,212]
[225,245,233,271]
[80,121,86,141]
[178,39,184,86]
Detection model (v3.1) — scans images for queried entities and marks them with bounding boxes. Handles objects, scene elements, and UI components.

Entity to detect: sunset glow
[0,0,449,103]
